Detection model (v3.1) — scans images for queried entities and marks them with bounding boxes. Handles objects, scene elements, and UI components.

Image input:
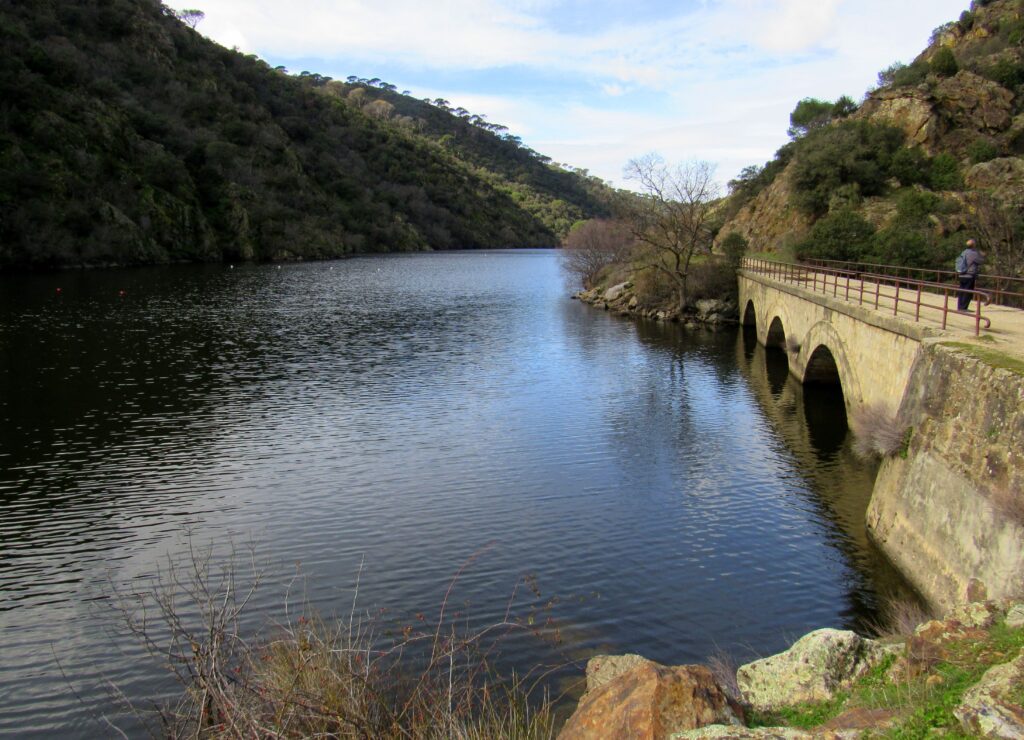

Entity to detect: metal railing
[802,258,1024,308]
[742,257,992,336]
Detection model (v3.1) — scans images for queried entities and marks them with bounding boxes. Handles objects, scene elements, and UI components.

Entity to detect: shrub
[114,545,560,738]
[687,258,738,302]
[879,60,930,88]
[719,232,748,270]
[967,138,1000,164]
[790,120,905,217]
[981,57,1024,89]
[929,152,963,190]
[930,47,959,77]
[796,209,876,262]
[889,147,931,186]
[850,403,909,459]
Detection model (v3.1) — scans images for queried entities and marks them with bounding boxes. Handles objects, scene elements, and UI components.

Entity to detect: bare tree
[561,219,634,289]
[623,154,720,312]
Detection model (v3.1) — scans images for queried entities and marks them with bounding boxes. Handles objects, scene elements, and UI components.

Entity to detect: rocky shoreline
[557,597,1024,739]
[573,281,739,328]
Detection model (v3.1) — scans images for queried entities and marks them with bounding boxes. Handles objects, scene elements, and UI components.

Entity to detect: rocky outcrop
[966,157,1024,201]
[574,284,738,327]
[954,652,1024,738]
[716,166,811,255]
[735,629,895,712]
[857,87,940,152]
[557,658,744,740]
[562,600,1024,738]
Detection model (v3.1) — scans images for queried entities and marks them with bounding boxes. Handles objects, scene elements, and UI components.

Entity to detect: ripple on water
[0,252,907,737]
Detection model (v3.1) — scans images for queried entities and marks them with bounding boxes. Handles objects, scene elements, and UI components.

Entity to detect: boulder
[954,652,1024,738]
[585,653,653,692]
[736,629,894,711]
[945,600,1004,629]
[672,727,812,738]
[1005,603,1024,629]
[558,660,744,740]
[604,282,630,302]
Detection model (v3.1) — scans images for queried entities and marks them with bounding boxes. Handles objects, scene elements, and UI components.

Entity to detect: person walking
[956,238,984,312]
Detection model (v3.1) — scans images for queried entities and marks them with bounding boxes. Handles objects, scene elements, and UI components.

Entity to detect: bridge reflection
[735,326,921,618]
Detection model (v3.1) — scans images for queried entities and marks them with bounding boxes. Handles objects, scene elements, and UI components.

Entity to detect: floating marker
[119,290,126,297]
[55,288,62,294]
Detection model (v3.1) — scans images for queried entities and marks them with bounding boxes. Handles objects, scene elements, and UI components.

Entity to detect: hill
[0,0,615,269]
[716,0,1024,279]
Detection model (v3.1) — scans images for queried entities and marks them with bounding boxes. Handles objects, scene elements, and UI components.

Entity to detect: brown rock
[935,71,1014,134]
[558,661,744,740]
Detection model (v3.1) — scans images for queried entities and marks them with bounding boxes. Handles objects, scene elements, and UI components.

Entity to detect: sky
[188,0,970,189]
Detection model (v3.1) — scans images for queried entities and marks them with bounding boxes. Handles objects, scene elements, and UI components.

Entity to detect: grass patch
[747,693,849,730]
[940,342,1024,377]
[744,618,1024,738]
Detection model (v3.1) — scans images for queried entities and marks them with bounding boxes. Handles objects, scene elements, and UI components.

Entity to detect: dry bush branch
[850,403,909,459]
[109,539,561,738]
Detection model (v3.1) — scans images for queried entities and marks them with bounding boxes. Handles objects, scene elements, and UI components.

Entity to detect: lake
[0,250,912,736]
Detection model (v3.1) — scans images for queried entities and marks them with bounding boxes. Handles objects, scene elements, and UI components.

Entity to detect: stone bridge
[738,269,929,416]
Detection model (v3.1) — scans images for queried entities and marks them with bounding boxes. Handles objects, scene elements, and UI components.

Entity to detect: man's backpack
[956,251,968,275]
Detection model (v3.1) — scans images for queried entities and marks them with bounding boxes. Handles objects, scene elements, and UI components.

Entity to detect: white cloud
[185,0,970,186]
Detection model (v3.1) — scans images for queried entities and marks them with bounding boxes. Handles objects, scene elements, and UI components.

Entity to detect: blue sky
[191,0,969,189]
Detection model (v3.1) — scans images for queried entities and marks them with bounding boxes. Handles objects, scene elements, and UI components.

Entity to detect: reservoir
[0,250,911,736]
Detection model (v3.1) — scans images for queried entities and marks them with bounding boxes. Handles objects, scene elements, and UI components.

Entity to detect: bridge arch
[766,316,787,349]
[798,321,863,411]
[742,300,756,329]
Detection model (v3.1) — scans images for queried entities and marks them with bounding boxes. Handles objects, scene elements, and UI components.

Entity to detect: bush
[795,209,876,262]
[929,152,963,190]
[878,60,930,88]
[930,47,959,77]
[687,258,738,302]
[719,232,748,270]
[889,147,931,186]
[967,138,1000,164]
[980,57,1024,89]
[791,120,905,217]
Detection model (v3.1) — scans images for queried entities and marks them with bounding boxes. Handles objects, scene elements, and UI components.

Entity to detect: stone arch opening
[802,344,848,436]
[742,300,756,328]
[766,316,786,349]
[804,345,842,386]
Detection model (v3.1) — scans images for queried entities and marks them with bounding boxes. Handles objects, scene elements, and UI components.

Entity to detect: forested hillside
[0,0,615,269]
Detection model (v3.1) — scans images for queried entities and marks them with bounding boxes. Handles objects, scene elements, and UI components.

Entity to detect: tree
[788,98,834,139]
[560,219,634,288]
[173,8,205,28]
[622,155,719,312]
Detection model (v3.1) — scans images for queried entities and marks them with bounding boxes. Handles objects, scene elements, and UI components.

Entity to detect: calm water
[0,250,911,736]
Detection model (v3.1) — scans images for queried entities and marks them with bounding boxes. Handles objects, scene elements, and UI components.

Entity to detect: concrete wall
[867,343,1024,610]
[738,272,926,416]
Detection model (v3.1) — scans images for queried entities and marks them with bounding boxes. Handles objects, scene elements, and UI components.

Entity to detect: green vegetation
[941,342,1024,376]
[0,0,614,269]
[749,617,1024,738]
